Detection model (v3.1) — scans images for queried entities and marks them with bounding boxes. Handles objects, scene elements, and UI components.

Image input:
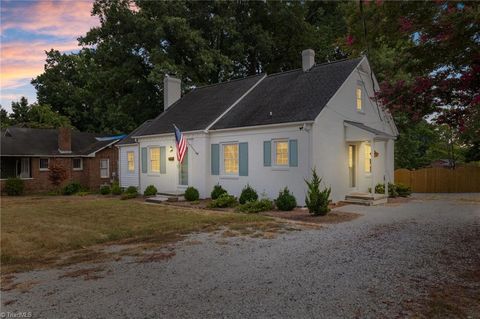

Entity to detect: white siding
[118,145,139,188]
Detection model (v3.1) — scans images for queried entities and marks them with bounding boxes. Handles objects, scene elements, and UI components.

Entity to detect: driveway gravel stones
[1,194,479,318]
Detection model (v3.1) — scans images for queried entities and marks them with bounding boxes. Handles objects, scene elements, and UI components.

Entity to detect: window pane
[223,144,238,174]
[39,158,49,169]
[150,148,160,173]
[127,152,134,172]
[73,158,82,169]
[275,141,288,166]
[365,144,371,173]
[356,88,362,110]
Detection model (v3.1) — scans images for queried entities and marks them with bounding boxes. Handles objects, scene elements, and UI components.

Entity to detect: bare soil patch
[261,209,361,224]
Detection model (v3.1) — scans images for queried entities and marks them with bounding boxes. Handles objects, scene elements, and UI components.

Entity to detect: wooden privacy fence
[394,166,480,193]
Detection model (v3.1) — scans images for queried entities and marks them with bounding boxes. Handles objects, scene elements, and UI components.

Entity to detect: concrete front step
[145,194,185,203]
[344,193,388,206]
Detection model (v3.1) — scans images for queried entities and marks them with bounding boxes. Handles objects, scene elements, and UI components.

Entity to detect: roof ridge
[190,73,265,91]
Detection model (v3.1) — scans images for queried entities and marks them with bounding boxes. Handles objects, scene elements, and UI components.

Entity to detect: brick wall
[0,145,119,193]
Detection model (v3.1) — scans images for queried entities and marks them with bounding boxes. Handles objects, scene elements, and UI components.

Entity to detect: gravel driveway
[2,194,479,318]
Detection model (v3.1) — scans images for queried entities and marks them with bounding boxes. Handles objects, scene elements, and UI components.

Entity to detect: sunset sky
[0,0,99,112]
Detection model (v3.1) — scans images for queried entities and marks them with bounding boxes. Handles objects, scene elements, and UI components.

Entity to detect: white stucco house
[117,50,398,205]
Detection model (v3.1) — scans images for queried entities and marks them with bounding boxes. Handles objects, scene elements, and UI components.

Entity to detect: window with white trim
[273,140,289,166]
[73,158,83,170]
[100,159,109,178]
[39,158,49,171]
[127,152,135,172]
[364,143,372,173]
[150,147,160,173]
[356,87,362,111]
[222,143,238,175]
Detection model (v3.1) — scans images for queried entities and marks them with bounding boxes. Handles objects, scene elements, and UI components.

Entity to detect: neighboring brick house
[0,127,121,193]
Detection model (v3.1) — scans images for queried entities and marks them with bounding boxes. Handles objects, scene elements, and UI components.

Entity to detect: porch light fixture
[169,146,174,153]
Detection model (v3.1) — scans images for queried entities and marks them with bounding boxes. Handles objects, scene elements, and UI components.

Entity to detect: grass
[0,196,275,273]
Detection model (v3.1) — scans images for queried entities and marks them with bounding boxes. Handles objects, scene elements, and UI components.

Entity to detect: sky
[0,0,99,112]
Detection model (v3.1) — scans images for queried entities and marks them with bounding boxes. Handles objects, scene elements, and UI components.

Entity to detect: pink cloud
[1,0,98,38]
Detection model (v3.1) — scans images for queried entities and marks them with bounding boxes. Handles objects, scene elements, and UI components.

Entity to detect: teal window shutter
[211,144,219,175]
[263,141,271,167]
[239,142,248,176]
[160,146,166,174]
[289,139,298,167]
[141,147,148,173]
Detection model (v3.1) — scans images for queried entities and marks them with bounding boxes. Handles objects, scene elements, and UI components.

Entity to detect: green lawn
[0,196,274,273]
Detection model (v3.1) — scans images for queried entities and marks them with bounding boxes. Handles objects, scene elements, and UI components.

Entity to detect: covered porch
[0,157,32,179]
[343,121,395,205]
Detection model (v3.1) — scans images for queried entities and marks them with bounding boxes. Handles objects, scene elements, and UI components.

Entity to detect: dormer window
[356,87,362,111]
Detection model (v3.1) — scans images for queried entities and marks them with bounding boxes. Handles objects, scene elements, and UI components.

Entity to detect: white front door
[348,145,356,189]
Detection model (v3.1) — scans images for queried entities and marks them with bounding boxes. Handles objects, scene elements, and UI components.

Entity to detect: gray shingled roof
[137,74,264,136]
[1,127,118,156]
[212,58,362,130]
[117,120,153,146]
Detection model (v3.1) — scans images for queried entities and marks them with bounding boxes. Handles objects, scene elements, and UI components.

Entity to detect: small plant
[144,185,157,197]
[62,182,82,195]
[76,191,90,196]
[239,184,258,204]
[121,192,137,200]
[275,187,297,211]
[370,183,398,197]
[111,182,122,195]
[125,186,138,194]
[236,199,274,213]
[395,183,411,197]
[211,184,227,199]
[4,177,24,196]
[208,193,237,208]
[100,185,111,195]
[305,168,331,216]
[184,186,199,201]
[48,160,67,186]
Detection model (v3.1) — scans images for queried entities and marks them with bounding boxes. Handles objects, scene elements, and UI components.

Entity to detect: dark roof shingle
[137,74,264,136]
[1,127,118,156]
[212,58,362,130]
[117,120,153,146]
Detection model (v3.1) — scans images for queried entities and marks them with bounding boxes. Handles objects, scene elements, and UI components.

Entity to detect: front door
[348,145,356,188]
[179,151,188,186]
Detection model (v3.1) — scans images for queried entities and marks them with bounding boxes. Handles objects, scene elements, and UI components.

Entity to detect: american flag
[174,124,187,164]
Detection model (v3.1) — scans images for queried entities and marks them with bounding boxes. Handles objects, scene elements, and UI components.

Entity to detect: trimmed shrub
[144,185,157,197]
[62,182,82,195]
[275,187,297,211]
[236,199,274,213]
[184,186,199,201]
[208,193,237,208]
[125,186,138,194]
[239,184,258,204]
[111,182,122,195]
[121,192,137,200]
[211,184,227,199]
[4,177,24,196]
[305,168,331,216]
[395,183,412,197]
[100,185,111,195]
[371,183,398,197]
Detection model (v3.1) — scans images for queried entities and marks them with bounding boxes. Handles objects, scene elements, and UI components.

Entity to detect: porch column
[370,138,375,196]
[384,140,388,197]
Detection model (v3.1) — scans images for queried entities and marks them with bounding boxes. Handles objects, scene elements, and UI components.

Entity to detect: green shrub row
[370,183,412,198]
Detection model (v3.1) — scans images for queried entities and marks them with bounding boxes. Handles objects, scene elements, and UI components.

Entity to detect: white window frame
[127,151,135,172]
[221,142,239,176]
[39,158,49,171]
[364,143,372,174]
[273,139,289,167]
[149,147,160,174]
[100,159,109,178]
[72,158,83,171]
[356,87,363,112]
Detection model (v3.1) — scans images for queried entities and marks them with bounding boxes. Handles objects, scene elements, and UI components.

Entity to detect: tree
[32,0,349,133]
[4,97,72,129]
[1,106,10,129]
[48,160,68,187]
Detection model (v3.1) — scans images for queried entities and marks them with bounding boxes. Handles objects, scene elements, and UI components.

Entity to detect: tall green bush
[211,184,227,199]
[111,182,123,195]
[4,178,24,196]
[62,182,82,195]
[184,187,199,201]
[305,168,331,216]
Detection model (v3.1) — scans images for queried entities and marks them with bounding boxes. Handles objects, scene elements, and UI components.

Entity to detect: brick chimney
[163,74,181,110]
[58,127,72,154]
[302,49,315,71]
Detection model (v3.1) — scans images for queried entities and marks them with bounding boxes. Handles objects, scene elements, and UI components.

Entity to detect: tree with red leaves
[48,160,68,187]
